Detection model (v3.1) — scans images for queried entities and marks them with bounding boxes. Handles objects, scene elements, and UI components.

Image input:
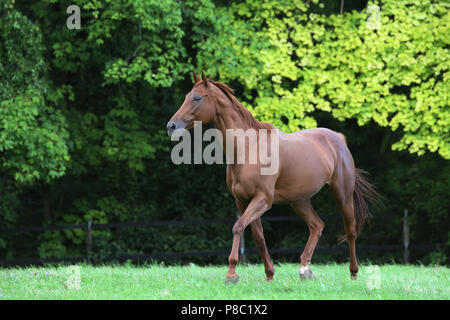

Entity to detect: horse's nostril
[167,121,177,136]
[167,121,176,130]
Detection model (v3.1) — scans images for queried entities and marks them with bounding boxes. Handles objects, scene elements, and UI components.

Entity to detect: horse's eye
[194,96,202,101]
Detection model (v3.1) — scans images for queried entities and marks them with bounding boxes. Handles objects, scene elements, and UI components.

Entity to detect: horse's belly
[273,141,334,203]
[273,176,326,204]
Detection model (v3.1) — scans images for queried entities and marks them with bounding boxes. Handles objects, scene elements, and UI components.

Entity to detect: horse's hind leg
[291,200,324,279]
[250,218,275,281]
[339,197,358,280]
[330,178,359,280]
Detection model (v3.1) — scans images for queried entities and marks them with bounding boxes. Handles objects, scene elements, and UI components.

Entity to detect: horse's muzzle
[167,120,186,136]
[167,121,177,136]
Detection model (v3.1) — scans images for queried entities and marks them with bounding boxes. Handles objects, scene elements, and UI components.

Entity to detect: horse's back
[282,127,351,162]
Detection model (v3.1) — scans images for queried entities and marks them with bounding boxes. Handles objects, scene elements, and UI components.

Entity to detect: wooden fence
[0,210,435,266]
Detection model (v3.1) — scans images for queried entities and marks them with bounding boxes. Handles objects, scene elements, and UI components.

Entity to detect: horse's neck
[215,108,247,132]
[213,105,256,166]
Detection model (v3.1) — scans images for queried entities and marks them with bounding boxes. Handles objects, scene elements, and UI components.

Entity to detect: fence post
[86,219,92,264]
[403,209,409,264]
[236,213,247,265]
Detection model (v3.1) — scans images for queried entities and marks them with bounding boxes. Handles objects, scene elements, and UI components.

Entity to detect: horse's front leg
[235,200,274,282]
[250,218,275,281]
[226,192,271,283]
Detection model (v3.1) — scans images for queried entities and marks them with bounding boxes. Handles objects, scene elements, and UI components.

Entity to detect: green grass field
[0,263,448,300]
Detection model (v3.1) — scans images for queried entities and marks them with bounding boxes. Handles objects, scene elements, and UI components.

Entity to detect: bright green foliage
[0,1,70,183]
[199,0,450,159]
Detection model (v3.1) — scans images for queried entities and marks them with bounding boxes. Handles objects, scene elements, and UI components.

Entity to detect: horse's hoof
[266,270,274,282]
[299,267,313,279]
[351,272,358,280]
[226,274,239,284]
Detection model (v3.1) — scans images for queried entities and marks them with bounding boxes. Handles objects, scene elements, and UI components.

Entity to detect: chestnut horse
[167,71,377,283]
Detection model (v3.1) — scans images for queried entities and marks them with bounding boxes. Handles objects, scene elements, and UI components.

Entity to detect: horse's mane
[195,80,274,130]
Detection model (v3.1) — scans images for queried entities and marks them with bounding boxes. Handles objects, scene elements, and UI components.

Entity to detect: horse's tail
[338,168,379,243]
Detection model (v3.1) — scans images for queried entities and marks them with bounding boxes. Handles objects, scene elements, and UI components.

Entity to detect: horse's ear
[192,71,200,83]
[201,71,208,87]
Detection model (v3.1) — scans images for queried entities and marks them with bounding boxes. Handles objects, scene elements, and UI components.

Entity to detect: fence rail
[0,215,321,234]
[0,212,435,266]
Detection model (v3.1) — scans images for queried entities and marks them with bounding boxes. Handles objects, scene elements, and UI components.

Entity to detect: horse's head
[167,71,216,136]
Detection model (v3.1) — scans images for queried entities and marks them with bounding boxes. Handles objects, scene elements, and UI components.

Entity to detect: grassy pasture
[0,263,448,300]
